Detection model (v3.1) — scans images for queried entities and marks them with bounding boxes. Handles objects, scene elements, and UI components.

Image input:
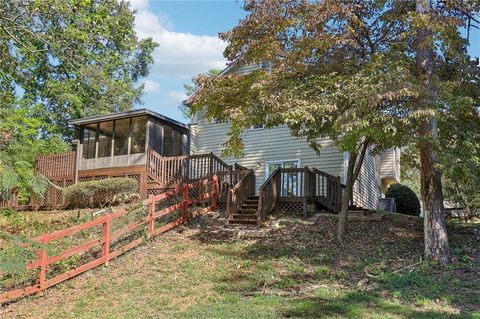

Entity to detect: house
[189,63,401,217]
[31,64,400,226]
[34,109,235,207]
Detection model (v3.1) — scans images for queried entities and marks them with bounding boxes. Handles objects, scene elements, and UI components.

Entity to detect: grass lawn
[0,211,479,319]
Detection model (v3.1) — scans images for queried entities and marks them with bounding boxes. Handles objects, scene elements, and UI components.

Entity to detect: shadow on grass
[189,214,480,318]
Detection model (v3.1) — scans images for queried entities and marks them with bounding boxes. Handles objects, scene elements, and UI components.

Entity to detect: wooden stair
[228,196,259,225]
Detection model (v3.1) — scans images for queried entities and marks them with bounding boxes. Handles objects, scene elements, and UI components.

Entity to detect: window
[82,123,97,159]
[81,116,148,159]
[251,123,264,130]
[130,116,147,154]
[265,160,300,197]
[114,118,129,156]
[97,121,113,158]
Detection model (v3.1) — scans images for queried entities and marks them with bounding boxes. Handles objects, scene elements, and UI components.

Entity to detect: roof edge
[68,108,189,130]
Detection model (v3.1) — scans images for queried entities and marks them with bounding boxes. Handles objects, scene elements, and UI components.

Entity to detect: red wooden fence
[0,176,219,304]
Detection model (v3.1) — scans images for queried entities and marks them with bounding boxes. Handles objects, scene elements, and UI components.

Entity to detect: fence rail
[0,175,219,304]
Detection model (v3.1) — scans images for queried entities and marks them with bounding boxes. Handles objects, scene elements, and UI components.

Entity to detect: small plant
[0,231,46,275]
[64,177,138,209]
[385,183,421,216]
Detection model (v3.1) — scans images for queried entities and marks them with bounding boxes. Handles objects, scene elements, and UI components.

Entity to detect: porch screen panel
[114,118,129,156]
[82,123,97,159]
[171,129,182,156]
[163,125,173,156]
[130,116,147,154]
[98,121,113,158]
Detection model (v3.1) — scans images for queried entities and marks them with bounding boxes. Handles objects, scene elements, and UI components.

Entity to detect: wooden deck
[227,167,343,226]
[32,147,248,209]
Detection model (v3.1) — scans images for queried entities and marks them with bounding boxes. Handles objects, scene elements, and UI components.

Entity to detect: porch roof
[69,108,189,130]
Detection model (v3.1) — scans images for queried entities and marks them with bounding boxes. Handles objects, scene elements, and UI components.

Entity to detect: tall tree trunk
[416,0,450,264]
[337,138,371,242]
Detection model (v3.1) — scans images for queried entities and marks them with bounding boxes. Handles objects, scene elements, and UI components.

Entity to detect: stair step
[241,204,258,209]
[232,213,258,219]
[228,218,257,225]
[239,208,257,213]
[244,199,259,204]
[247,196,259,200]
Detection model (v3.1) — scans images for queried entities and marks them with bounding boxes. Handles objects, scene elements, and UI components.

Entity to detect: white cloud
[131,0,227,80]
[142,79,160,93]
[167,90,187,103]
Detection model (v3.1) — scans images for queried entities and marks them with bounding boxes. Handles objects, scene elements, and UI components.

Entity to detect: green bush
[385,183,421,216]
[64,177,138,209]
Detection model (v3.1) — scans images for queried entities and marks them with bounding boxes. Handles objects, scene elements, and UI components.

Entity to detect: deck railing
[226,169,255,223]
[257,167,342,224]
[35,152,76,180]
[258,169,281,225]
[312,168,342,212]
[146,147,232,187]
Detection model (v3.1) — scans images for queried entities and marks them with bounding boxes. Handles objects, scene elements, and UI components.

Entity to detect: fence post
[38,233,48,295]
[147,196,155,237]
[102,214,111,264]
[211,175,218,211]
[182,184,189,223]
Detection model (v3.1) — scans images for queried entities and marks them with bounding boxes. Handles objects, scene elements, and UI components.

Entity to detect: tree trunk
[337,138,371,242]
[337,153,356,242]
[419,122,450,263]
[416,0,450,264]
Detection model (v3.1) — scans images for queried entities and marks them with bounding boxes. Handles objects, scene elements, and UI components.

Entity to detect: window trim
[264,159,301,181]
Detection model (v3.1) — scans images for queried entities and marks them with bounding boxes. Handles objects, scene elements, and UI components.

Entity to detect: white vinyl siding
[346,147,382,210]
[380,147,401,183]
[190,61,385,209]
[191,122,344,194]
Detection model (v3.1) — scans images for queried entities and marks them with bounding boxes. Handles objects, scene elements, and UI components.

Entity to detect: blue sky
[132,0,480,122]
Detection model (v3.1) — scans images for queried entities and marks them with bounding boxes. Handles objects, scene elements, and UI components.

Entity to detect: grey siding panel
[191,123,344,194]
[347,146,381,210]
[380,147,401,182]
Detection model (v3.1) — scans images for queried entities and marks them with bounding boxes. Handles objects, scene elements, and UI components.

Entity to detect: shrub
[385,183,421,216]
[64,177,138,209]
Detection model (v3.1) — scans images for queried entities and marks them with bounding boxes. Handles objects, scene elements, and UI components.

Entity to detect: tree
[188,1,416,241]
[410,0,479,263]
[189,0,480,260]
[0,0,157,137]
[0,0,157,199]
[439,58,480,220]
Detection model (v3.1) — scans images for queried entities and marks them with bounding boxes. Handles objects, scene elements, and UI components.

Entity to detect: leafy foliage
[0,231,45,275]
[385,184,421,216]
[64,177,138,209]
[0,0,158,135]
[0,0,157,199]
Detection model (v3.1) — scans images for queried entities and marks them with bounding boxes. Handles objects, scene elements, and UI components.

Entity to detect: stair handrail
[257,168,282,225]
[312,168,342,212]
[226,169,255,223]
